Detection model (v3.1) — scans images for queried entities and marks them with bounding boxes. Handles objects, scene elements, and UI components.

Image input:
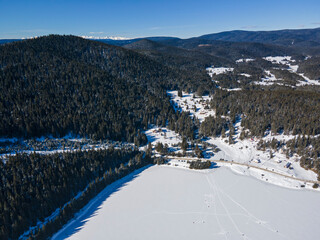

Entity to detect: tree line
[0,147,152,239]
[202,89,320,137]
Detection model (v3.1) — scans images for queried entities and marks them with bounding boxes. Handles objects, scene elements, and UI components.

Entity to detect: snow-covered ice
[53,165,320,240]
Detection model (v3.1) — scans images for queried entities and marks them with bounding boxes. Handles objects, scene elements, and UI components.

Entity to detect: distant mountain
[158,38,296,60]
[124,39,231,68]
[0,39,21,45]
[2,27,320,50]
[198,28,320,47]
[97,36,179,46]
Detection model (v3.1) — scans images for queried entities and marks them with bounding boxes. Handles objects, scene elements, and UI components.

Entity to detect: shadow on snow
[52,165,152,240]
[210,162,220,169]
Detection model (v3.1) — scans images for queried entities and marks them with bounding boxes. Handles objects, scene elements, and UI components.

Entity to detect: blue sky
[1,0,319,39]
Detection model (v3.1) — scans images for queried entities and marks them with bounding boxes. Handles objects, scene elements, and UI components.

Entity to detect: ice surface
[53,165,320,240]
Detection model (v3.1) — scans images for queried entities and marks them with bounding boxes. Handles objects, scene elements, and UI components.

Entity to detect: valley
[0,28,320,240]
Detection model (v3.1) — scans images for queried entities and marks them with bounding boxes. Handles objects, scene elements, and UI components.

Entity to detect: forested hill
[123,39,231,70]
[151,38,297,61]
[198,28,320,47]
[0,35,206,141]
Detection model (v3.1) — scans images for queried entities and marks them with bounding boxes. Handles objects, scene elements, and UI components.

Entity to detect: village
[1,89,318,191]
[143,90,320,191]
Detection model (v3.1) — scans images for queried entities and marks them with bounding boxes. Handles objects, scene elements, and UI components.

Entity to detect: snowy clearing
[205,66,243,91]
[236,58,255,63]
[223,87,242,91]
[206,66,234,77]
[255,70,282,86]
[263,56,295,65]
[53,165,320,240]
[240,73,251,78]
[165,91,318,190]
[167,90,215,123]
[0,135,133,160]
[202,119,318,190]
[144,126,182,148]
[263,56,320,86]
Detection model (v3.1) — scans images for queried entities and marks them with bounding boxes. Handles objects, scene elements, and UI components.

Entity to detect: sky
[0,0,320,39]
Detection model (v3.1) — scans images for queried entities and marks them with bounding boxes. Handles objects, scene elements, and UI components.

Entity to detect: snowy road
[172,157,320,185]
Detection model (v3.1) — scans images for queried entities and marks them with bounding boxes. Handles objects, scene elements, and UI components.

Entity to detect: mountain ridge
[198,27,320,47]
[2,27,320,49]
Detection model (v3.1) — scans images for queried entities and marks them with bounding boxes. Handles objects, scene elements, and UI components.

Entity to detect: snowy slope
[255,70,282,86]
[53,165,320,240]
[206,66,234,77]
[167,90,215,123]
[263,56,320,86]
[236,58,255,63]
[167,93,319,190]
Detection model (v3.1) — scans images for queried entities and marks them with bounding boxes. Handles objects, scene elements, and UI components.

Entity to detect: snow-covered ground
[0,135,133,160]
[205,136,318,190]
[167,90,215,122]
[47,87,320,239]
[144,126,182,150]
[206,56,319,88]
[206,66,243,91]
[240,73,251,78]
[163,94,319,190]
[236,58,255,63]
[255,70,281,86]
[263,56,295,65]
[53,165,320,240]
[203,118,318,190]
[206,66,234,77]
[263,56,320,86]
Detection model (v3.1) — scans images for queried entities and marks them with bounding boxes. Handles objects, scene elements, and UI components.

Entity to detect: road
[170,156,320,185]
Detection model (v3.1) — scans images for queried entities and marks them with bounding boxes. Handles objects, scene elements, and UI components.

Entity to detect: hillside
[101,27,320,57]
[97,36,179,46]
[0,35,209,141]
[1,29,320,240]
[124,39,231,70]
[198,28,320,47]
[124,38,320,90]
